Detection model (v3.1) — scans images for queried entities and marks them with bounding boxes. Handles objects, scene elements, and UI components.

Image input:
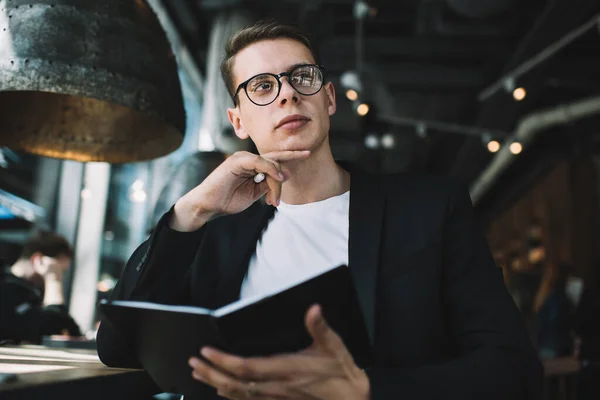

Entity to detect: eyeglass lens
[245,65,323,105]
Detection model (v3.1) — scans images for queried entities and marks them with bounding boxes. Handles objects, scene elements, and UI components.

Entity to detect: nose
[278,76,298,106]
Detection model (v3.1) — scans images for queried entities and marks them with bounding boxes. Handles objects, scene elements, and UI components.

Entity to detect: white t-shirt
[240,191,350,299]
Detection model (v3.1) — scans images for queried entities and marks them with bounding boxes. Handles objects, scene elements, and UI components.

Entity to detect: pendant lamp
[0,0,185,162]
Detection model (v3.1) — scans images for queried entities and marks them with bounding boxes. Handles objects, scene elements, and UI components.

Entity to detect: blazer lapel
[348,170,385,345]
[215,203,275,307]
[213,166,385,347]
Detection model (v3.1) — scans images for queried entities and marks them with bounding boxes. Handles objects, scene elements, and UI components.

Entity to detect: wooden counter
[0,345,159,400]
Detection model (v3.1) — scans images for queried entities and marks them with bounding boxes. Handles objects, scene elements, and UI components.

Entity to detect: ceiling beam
[320,36,510,61]
[326,61,487,88]
[382,63,487,87]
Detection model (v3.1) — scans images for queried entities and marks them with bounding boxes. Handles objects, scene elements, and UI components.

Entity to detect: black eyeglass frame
[232,64,327,106]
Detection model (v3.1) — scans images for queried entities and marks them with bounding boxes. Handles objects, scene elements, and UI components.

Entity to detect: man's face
[32,253,71,277]
[227,39,337,154]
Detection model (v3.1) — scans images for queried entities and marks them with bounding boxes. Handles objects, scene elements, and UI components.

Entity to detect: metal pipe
[469,95,600,203]
[69,163,111,334]
[353,0,370,73]
[478,14,600,101]
[356,8,364,73]
[446,0,517,19]
[501,0,557,78]
[200,11,252,154]
[0,188,46,222]
[147,0,204,94]
[378,115,509,139]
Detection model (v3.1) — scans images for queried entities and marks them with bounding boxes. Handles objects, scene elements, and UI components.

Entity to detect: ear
[30,252,45,274]
[30,252,42,266]
[227,107,249,140]
[324,81,336,117]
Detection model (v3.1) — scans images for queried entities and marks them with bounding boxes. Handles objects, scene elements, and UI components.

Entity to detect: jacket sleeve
[0,277,80,343]
[96,208,207,368]
[41,304,82,337]
[366,182,544,400]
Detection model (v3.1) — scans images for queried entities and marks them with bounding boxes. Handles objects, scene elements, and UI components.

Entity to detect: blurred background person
[0,230,81,344]
[535,262,575,360]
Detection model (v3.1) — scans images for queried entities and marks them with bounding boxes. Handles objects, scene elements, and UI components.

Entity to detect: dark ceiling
[158,0,600,217]
[1,0,598,233]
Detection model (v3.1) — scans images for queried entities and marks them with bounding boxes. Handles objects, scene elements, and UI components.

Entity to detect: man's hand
[188,305,370,400]
[171,150,311,232]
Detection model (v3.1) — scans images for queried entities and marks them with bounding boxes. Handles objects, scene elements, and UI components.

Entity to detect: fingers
[234,154,283,206]
[188,356,289,399]
[189,356,247,399]
[304,305,363,381]
[233,150,310,206]
[237,153,286,182]
[265,175,282,206]
[199,346,339,382]
[256,159,282,207]
[256,151,310,206]
[200,348,267,381]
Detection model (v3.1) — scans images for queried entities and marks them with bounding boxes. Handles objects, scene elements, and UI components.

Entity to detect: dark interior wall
[486,158,598,287]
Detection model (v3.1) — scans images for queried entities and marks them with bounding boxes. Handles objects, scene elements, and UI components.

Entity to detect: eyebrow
[254,63,310,77]
[284,63,309,73]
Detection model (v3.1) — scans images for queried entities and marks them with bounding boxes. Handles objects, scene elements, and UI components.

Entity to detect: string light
[357,103,370,116]
[487,140,500,153]
[364,134,379,149]
[381,133,395,149]
[513,87,526,101]
[510,142,523,154]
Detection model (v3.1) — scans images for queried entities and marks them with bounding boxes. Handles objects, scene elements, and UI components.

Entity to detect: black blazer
[97,167,543,399]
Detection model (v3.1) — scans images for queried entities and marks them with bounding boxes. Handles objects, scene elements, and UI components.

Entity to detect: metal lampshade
[0,0,185,162]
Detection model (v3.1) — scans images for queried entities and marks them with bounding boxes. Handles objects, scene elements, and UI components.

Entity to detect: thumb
[306,304,360,374]
[305,304,337,352]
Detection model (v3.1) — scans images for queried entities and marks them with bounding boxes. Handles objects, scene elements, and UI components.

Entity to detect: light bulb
[357,103,370,116]
[487,140,500,153]
[381,133,395,149]
[513,87,526,101]
[364,134,379,149]
[510,142,523,154]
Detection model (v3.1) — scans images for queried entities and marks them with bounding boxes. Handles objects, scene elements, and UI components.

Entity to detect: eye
[253,82,272,92]
[248,75,276,93]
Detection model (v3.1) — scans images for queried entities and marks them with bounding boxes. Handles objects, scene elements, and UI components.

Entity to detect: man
[0,230,81,343]
[97,20,543,399]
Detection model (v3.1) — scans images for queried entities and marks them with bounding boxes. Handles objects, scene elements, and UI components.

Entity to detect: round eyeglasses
[233,64,326,106]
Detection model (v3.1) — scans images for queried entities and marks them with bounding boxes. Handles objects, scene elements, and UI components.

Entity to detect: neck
[11,259,34,279]
[279,141,350,205]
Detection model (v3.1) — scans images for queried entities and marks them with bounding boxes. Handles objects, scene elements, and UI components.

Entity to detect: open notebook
[99,264,372,397]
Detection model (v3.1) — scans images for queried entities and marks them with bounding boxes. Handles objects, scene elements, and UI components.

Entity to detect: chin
[272,136,307,151]
[287,132,327,151]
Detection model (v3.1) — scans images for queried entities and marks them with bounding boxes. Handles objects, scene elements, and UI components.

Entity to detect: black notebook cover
[99,265,372,397]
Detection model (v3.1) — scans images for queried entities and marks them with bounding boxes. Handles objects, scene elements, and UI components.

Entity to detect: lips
[275,114,310,129]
